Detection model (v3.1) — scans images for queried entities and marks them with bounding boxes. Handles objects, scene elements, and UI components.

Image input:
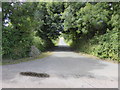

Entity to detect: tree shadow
[50,45,73,52]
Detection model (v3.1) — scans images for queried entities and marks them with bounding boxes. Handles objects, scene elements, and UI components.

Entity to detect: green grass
[1,52,53,65]
[76,51,118,64]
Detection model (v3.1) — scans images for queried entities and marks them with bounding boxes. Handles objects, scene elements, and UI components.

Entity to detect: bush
[72,30,119,62]
[33,36,46,52]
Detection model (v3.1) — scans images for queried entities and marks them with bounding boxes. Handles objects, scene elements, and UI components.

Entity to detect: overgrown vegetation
[1,52,52,65]
[2,2,63,60]
[2,2,119,62]
[62,2,119,62]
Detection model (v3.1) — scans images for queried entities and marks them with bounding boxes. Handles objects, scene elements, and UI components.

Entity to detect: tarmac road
[1,37,118,88]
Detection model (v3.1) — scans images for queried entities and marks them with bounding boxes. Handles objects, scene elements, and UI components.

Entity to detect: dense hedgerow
[62,2,119,62]
[2,2,119,62]
[71,30,118,61]
[2,2,63,59]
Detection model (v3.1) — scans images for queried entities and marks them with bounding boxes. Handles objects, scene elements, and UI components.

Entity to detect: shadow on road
[53,46,73,52]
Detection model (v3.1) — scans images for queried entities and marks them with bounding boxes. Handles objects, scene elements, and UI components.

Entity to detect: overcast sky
[0,7,1,12]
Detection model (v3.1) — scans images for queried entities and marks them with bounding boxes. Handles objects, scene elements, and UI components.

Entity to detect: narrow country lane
[1,38,118,88]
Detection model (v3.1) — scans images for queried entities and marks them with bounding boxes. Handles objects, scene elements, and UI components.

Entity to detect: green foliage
[33,36,46,52]
[2,2,63,59]
[2,2,35,59]
[74,30,118,61]
[2,2,119,62]
[63,2,119,62]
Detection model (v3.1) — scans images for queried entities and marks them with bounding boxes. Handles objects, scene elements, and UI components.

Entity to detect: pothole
[20,72,50,78]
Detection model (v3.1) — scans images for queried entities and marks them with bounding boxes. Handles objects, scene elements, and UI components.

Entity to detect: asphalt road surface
[1,37,118,88]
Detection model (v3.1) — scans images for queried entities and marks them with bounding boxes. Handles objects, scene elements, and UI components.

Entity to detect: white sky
[0,7,1,12]
[19,0,26,1]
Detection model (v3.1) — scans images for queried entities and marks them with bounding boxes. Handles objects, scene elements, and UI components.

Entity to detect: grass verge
[1,52,53,65]
[76,51,118,64]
